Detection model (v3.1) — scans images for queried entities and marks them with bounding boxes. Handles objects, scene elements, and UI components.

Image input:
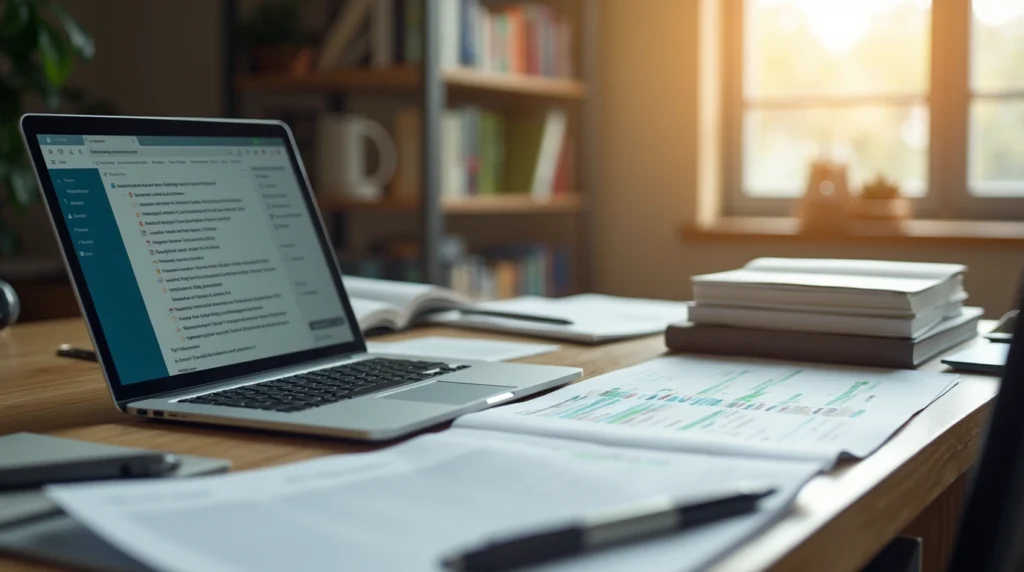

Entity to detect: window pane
[970,99,1024,196]
[972,0,1024,92]
[745,0,931,97]
[744,105,928,198]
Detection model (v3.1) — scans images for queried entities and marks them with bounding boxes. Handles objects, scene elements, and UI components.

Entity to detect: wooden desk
[0,318,999,572]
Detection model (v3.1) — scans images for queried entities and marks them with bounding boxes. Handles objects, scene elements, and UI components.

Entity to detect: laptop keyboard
[179,358,470,414]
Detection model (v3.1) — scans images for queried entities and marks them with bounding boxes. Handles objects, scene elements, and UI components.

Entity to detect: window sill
[681,217,1024,246]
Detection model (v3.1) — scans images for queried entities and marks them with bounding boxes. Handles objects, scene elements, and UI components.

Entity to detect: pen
[56,344,98,362]
[456,309,574,326]
[442,485,776,571]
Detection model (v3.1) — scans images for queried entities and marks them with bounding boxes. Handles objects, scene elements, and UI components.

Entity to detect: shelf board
[235,67,420,92]
[442,68,587,99]
[317,193,584,215]
[235,67,586,100]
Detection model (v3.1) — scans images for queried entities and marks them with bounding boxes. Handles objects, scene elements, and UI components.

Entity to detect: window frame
[721,0,1024,220]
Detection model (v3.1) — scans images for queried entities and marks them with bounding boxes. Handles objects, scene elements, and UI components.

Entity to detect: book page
[46,429,823,572]
[348,297,401,332]
[342,276,470,324]
[456,356,957,464]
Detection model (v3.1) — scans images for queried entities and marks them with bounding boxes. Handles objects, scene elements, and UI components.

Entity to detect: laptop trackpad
[380,381,514,406]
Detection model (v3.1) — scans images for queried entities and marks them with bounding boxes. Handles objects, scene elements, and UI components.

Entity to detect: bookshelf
[235,67,588,100]
[223,0,597,294]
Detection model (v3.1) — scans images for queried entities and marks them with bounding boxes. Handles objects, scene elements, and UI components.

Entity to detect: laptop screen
[36,134,357,386]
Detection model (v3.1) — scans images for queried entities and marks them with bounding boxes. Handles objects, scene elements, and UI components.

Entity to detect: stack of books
[666,258,983,368]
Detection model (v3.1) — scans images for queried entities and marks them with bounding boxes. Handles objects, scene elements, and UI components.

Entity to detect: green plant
[860,175,902,200]
[238,0,310,47]
[0,0,96,255]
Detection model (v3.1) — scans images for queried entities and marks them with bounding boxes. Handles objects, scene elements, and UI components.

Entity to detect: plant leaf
[37,21,72,87]
[0,224,20,257]
[8,165,38,209]
[47,2,94,59]
[0,0,31,38]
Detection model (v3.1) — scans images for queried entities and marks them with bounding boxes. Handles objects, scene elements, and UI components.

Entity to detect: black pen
[442,485,776,572]
[56,344,98,362]
[456,309,574,326]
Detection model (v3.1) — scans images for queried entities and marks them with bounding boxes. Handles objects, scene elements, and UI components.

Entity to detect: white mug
[317,114,397,200]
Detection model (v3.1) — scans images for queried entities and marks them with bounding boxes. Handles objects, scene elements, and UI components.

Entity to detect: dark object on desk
[0,438,229,572]
[985,310,1017,343]
[0,433,179,490]
[0,279,19,330]
[455,308,574,326]
[948,279,1024,572]
[941,341,1008,375]
[56,344,98,362]
[665,307,982,369]
[864,536,922,572]
[442,486,775,572]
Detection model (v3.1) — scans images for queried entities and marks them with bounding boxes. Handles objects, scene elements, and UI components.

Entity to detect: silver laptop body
[21,114,581,441]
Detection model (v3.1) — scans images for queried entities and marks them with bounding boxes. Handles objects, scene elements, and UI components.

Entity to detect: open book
[343,276,473,332]
[345,276,690,343]
[42,355,955,572]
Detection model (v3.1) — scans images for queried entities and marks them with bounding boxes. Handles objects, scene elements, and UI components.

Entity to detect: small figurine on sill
[850,175,913,233]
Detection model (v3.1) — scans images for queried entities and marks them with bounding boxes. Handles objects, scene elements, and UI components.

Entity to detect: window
[723,0,1024,218]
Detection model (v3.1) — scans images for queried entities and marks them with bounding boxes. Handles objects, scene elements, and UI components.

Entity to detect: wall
[12,0,223,259]
[595,0,1024,315]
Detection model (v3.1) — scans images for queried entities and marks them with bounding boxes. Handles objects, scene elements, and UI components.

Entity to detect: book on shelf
[317,0,374,69]
[450,244,572,300]
[387,106,573,201]
[446,0,574,77]
[315,0,574,77]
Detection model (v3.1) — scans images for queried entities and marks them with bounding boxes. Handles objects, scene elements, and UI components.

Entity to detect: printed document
[457,355,957,463]
[47,430,823,572]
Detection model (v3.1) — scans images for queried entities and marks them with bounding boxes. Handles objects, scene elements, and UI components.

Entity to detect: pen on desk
[56,344,98,362]
[456,309,574,326]
[442,485,776,572]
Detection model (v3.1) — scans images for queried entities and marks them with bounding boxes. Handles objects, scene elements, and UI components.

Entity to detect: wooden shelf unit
[235,67,587,100]
[317,193,585,215]
[225,0,597,289]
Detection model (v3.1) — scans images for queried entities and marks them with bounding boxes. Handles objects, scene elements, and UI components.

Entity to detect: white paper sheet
[368,336,559,362]
[456,355,957,464]
[429,294,690,342]
[46,430,823,572]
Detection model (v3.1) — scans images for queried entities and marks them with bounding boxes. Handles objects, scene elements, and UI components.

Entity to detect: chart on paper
[458,356,957,458]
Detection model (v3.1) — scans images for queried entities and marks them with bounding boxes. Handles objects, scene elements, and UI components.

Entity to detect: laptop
[19,114,581,441]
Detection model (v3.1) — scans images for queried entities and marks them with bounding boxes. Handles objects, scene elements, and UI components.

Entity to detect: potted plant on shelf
[238,0,315,75]
[850,175,913,233]
[0,0,104,256]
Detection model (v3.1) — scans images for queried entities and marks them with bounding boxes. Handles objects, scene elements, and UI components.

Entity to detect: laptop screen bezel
[20,114,367,406]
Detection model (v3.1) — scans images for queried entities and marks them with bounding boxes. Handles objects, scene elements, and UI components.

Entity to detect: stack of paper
[669,258,982,368]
